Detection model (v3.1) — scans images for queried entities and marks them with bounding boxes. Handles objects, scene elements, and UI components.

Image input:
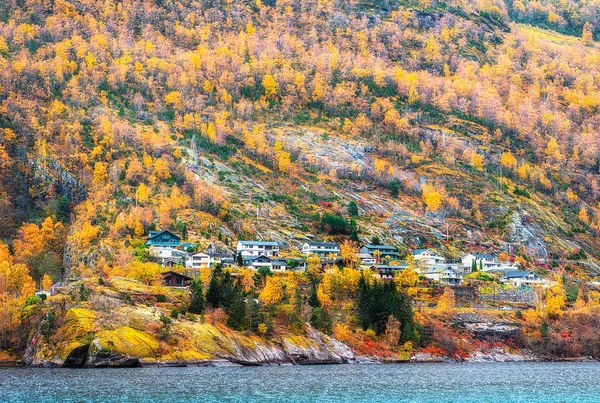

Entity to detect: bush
[25,295,42,306]
[170,308,179,319]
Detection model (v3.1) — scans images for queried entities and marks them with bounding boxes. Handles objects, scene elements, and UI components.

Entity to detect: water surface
[0,362,597,402]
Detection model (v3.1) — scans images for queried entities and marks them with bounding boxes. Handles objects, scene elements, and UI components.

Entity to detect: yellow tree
[470,152,484,171]
[42,273,53,290]
[340,240,360,269]
[92,162,108,187]
[500,151,517,170]
[421,183,442,211]
[262,74,278,100]
[259,276,283,305]
[578,207,590,224]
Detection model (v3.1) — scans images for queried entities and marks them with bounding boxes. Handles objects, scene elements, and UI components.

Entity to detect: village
[145,229,549,290]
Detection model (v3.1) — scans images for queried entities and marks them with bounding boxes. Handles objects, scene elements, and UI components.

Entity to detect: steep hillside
[1,0,600,364]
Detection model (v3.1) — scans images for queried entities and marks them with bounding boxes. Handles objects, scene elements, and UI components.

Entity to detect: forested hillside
[1,0,600,363]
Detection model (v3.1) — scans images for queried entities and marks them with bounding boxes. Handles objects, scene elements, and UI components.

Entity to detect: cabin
[145,230,181,248]
[302,241,340,257]
[236,240,280,257]
[161,271,192,287]
[503,270,547,288]
[359,244,399,259]
[412,248,445,269]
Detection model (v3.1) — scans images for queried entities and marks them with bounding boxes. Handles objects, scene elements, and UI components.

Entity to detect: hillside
[1,0,600,363]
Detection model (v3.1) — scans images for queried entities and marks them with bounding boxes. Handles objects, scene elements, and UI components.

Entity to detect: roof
[413,248,434,255]
[245,255,272,261]
[238,240,279,246]
[270,260,288,265]
[305,241,339,248]
[147,229,181,240]
[471,253,496,259]
[505,270,537,279]
[161,271,192,280]
[362,244,397,251]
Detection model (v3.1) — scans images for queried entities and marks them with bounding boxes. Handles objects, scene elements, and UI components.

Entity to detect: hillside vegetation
[1,0,600,363]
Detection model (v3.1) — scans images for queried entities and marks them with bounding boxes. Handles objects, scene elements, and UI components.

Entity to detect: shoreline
[1,355,596,368]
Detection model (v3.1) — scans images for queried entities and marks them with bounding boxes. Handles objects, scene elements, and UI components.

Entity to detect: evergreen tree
[188,278,205,314]
[347,201,359,217]
[236,252,243,267]
[370,235,382,245]
[389,180,399,198]
[350,227,360,243]
[357,275,373,330]
[471,259,477,272]
[226,285,246,330]
[310,307,332,334]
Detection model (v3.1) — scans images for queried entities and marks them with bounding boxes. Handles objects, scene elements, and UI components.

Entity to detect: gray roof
[305,241,339,248]
[238,240,279,246]
[362,244,397,251]
[413,248,433,255]
[505,270,538,278]
[472,253,495,259]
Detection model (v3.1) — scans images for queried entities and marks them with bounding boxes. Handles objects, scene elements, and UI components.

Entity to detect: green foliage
[25,295,42,306]
[357,275,418,342]
[347,201,359,217]
[310,307,332,334]
[188,279,206,315]
[320,212,352,235]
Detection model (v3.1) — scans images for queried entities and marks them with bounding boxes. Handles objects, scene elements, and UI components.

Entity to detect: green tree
[347,201,359,217]
[226,285,246,330]
[188,278,205,314]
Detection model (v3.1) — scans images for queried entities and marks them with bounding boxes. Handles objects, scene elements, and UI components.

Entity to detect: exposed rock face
[463,322,520,341]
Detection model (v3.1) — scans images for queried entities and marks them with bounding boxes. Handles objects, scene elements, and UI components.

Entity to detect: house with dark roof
[145,230,181,248]
[302,241,340,256]
[359,244,399,259]
[503,270,547,288]
[236,240,280,257]
[161,271,192,287]
[369,263,408,280]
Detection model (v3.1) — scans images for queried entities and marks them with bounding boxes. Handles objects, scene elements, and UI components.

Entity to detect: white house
[149,246,187,266]
[462,253,500,271]
[424,265,462,286]
[242,255,288,271]
[503,270,547,287]
[359,253,377,266]
[236,240,280,257]
[185,252,221,269]
[302,241,340,257]
[412,249,445,269]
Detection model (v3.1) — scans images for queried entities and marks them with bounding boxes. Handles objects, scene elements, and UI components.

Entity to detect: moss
[162,350,214,362]
[94,326,160,358]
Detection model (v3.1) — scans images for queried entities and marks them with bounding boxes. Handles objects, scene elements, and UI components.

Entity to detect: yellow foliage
[333,323,351,342]
[421,183,442,211]
[500,151,517,170]
[470,152,485,171]
[262,74,278,99]
[92,162,108,187]
[578,207,590,224]
[258,276,284,305]
[42,273,53,290]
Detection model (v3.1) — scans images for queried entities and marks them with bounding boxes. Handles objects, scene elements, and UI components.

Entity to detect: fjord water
[1,362,598,402]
